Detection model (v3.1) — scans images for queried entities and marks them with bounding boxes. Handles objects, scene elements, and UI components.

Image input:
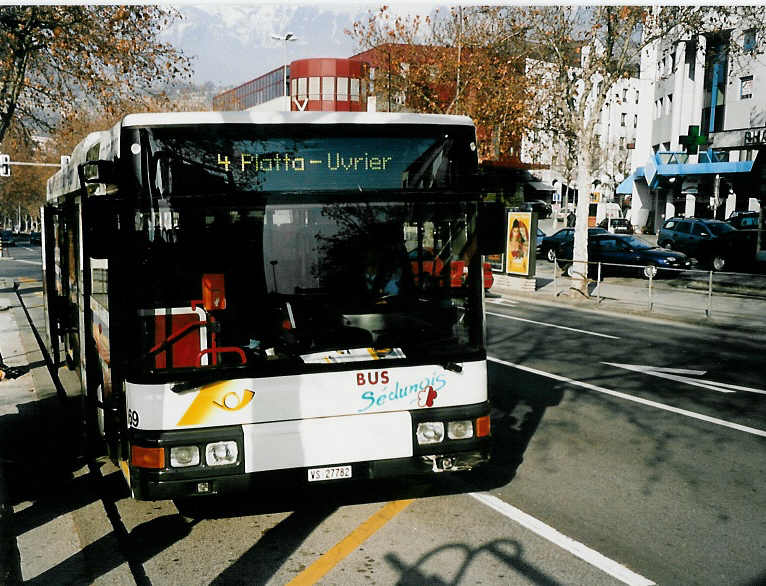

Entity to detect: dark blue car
[557,233,691,279]
[540,227,607,262]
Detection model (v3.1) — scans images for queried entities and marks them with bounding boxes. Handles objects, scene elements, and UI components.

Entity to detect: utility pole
[271,32,297,109]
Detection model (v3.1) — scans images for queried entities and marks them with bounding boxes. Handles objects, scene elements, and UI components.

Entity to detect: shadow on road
[385,538,561,585]
[466,361,564,491]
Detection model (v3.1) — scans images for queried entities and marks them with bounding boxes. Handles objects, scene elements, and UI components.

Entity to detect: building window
[741,75,753,99]
[634,114,638,128]
[621,112,627,126]
[666,93,673,115]
[322,76,334,101]
[308,77,320,100]
[635,91,640,104]
[350,78,360,102]
[658,97,663,118]
[297,77,307,100]
[744,29,756,52]
[337,77,348,101]
[622,88,628,102]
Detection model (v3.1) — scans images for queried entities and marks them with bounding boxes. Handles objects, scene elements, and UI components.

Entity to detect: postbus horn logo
[177,381,255,426]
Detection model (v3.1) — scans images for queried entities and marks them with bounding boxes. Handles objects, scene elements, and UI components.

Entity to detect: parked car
[518,200,552,218]
[557,233,691,279]
[598,217,634,234]
[540,227,607,262]
[657,217,735,259]
[694,228,766,272]
[726,211,760,230]
[536,228,545,255]
[0,230,15,247]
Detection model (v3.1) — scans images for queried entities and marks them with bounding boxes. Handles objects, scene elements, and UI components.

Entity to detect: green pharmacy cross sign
[679,126,710,155]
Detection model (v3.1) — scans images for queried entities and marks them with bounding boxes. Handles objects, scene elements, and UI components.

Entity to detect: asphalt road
[3,245,765,585]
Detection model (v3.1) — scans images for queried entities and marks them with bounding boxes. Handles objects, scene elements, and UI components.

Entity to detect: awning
[645,153,755,190]
[616,167,645,195]
[528,181,556,191]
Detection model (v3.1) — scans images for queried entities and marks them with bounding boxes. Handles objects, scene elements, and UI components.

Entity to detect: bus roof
[120,110,475,128]
[47,110,475,200]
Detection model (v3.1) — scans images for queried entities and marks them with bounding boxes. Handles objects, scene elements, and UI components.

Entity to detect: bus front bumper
[130,447,489,501]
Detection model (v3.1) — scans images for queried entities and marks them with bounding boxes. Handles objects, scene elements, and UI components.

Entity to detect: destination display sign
[216,151,395,174]
[142,126,475,195]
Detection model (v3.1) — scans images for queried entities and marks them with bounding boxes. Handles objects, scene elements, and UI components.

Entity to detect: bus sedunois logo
[177,381,255,426]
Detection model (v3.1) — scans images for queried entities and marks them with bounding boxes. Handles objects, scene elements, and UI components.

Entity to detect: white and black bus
[42,111,499,500]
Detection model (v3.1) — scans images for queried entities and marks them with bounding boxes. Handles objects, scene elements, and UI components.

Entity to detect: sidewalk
[491,261,766,338]
[0,278,123,584]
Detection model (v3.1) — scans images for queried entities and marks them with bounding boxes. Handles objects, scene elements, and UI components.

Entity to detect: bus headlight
[447,420,474,440]
[170,445,200,468]
[416,422,445,445]
[205,441,238,466]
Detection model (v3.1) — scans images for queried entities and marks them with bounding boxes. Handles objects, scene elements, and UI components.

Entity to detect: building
[212,58,372,113]
[623,23,765,232]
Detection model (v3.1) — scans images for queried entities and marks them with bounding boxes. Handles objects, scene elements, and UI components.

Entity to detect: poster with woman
[505,212,533,276]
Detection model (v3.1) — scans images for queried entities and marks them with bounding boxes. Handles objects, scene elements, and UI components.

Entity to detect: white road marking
[9,258,42,266]
[486,298,518,306]
[487,311,620,339]
[488,356,766,438]
[470,492,655,586]
[602,362,766,395]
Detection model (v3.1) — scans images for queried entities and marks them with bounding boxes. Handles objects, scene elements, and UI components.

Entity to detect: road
[3,245,765,585]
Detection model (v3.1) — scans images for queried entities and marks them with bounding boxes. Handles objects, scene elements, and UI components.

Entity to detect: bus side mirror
[79,160,117,185]
[478,202,506,255]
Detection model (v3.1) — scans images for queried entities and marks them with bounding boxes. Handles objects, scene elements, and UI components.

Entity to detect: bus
[42,111,499,501]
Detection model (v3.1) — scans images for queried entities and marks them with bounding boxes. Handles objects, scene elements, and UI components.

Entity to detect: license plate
[307,465,352,482]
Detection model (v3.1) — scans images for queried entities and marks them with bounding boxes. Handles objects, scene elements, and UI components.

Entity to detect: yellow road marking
[287,499,414,585]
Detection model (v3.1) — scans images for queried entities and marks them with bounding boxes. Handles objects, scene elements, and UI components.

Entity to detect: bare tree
[0,5,190,145]
[348,6,534,163]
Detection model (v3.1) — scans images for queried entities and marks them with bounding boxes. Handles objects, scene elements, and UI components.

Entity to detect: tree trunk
[570,147,592,297]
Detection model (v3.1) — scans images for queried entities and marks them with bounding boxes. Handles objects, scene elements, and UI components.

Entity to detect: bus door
[49,199,84,380]
[41,204,61,366]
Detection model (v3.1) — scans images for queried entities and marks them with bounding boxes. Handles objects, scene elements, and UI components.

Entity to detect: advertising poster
[505,211,534,276]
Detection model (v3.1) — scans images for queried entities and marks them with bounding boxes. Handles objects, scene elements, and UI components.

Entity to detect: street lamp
[271,32,297,102]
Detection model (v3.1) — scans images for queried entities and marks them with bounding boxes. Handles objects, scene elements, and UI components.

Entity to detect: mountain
[164,5,375,88]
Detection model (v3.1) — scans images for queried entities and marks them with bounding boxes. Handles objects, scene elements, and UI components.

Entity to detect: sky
[164,3,412,87]
[165,3,442,87]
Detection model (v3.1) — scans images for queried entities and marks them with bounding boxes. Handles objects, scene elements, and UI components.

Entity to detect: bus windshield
[135,124,477,196]
[126,197,485,379]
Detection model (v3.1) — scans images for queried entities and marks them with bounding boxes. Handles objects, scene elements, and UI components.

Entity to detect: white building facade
[625,22,766,232]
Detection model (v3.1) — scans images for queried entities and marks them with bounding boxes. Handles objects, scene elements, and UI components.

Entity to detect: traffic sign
[0,153,10,177]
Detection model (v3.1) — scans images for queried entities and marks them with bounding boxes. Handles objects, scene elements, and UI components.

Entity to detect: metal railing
[550,255,766,320]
